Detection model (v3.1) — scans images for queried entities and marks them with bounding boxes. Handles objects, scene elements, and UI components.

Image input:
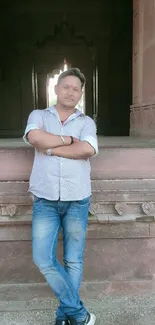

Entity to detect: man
[23,68,98,325]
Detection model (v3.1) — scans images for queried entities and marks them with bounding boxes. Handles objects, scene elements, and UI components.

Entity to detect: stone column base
[130,103,155,136]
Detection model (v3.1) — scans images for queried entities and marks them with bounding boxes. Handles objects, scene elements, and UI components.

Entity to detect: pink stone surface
[0,148,34,181]
[143,0,155,103]
[130,104,155,136]
[131,0,155,136]
[149,223,155,236]
[91,148,155,179]
[0,222,150,241]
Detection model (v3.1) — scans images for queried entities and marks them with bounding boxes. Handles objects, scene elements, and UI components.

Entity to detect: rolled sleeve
[23,110,43,145]
[81,135,98,155]
[80,116,98,156]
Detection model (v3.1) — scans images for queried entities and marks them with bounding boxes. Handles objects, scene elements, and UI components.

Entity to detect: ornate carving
[141,202,155,215]
[2,204,17,217]
[1,200,155,223]
[36,18,94,52]
[89,203,100,215]
[115,203,128,216]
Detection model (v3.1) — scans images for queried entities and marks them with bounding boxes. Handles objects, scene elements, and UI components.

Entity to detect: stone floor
[1,285,155,325]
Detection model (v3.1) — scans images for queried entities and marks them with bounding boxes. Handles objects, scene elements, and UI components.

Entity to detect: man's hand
[52,141,95,159]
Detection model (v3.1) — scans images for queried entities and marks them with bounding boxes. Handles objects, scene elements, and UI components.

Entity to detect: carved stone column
[130,0,155,136]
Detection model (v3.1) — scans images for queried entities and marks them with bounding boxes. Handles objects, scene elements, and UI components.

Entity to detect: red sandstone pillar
[130,0,155,136]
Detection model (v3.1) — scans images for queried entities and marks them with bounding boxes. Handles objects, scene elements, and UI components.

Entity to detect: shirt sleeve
[80,116,98,156]
[23,109,44,145]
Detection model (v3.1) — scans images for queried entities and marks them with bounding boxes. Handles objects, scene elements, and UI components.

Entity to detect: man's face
[55,76,83,109]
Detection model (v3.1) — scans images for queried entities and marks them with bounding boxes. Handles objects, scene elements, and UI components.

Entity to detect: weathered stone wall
[1,138,155,291]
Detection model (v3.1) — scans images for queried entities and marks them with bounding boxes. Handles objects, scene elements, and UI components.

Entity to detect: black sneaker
[55,320,69,325]
[68,312,96,325]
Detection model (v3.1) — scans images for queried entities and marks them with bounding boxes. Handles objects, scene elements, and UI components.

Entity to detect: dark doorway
[97,0,132,136]
[0,0,132,138]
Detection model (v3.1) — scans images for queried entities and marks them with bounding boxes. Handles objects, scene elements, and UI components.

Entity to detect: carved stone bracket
[1,204,17,217]
[89,200,155,221]
[115,203,128,216]
[89,203,100,215]
[141,202,155,215]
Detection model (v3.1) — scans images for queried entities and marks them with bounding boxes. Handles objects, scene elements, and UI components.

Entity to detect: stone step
[0,281,155,304]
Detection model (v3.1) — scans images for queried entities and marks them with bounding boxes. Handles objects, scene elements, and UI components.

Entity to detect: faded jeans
[32,197,90,321]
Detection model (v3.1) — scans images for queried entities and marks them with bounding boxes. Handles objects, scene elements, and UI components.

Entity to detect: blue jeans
[32,197,90,321]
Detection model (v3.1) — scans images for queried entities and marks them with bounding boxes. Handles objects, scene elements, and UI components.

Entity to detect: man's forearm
[52,141,95,159]
[27,129,71,149]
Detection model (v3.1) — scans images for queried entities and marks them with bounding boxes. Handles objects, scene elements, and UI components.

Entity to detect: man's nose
[67,89,73,96]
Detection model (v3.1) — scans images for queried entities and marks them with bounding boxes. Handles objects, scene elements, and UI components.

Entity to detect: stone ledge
[0,281,155,304]
[0,222,151,241]
[0,212,155,225]
[2,136,155,148]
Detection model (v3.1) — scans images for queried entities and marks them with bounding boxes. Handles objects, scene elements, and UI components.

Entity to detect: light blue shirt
[23,106,98,201]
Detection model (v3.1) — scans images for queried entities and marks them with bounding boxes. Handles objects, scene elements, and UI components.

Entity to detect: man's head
[55,68,86,109]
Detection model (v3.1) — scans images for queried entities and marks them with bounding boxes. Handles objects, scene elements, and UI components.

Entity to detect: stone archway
[32,20,98,120]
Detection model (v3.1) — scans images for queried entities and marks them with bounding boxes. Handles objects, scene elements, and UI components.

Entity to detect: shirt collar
[46,106,84,118]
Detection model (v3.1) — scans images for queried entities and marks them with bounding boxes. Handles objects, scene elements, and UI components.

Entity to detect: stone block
[1,236,155,284]
[87,223,150,239]
[149,223,155,237]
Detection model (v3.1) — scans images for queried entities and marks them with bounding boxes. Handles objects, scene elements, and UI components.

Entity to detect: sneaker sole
[88,313,96,325]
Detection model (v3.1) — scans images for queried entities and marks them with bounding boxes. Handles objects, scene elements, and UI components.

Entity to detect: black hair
[57,68,86,89]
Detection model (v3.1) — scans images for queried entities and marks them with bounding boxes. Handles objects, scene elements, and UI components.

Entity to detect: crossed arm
[51,141,95,159]
[27,129,95,159]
